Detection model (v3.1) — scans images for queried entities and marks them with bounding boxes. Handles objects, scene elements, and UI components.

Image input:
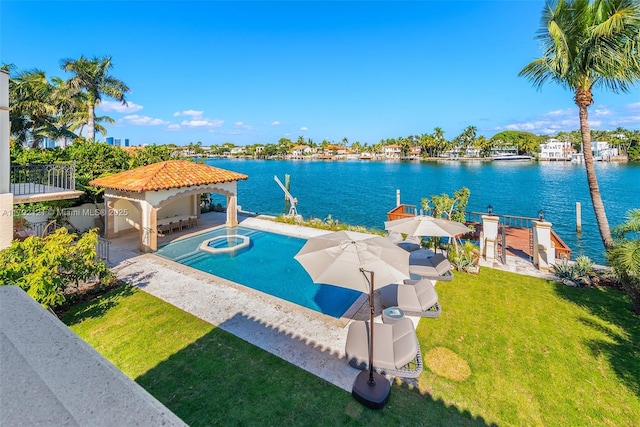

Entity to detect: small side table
[382,307,405,324]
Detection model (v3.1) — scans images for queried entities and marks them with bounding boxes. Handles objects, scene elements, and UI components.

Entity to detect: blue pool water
[155,226,361,318]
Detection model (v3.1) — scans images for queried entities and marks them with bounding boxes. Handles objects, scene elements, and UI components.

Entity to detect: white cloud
[180,119,224,128]
[610,115,640,126]
[173,110,204,118]
[544,109,571,117]
[234,121,244,126]
[499,103,629,135]
[593,108,611,116]
[300,126,308,131]
[167,124,181,131]
[119,115,170,126]
[99,100,143,113]
[271,121,281,126]
[626,102,640,110]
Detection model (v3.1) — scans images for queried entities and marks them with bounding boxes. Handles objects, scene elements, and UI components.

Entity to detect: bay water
[205,158,640,264]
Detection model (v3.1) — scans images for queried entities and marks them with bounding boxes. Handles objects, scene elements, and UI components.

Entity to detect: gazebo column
[226,193,238,227]
[192,193,200,218]
[104,197,116,239]
[140,200,155,252]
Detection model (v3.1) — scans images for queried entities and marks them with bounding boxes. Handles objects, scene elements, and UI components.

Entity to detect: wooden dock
[387,205,571,262]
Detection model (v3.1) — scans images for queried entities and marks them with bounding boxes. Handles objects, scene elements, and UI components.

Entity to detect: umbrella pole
[352,268,391,409]
[360,268,376,384]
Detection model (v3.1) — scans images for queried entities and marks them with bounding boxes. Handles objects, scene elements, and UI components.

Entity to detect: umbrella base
[351,370,390,409]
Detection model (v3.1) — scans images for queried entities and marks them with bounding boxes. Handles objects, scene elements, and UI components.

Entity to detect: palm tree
[61,55,130,142]
[520,0,640,249]
[8,69,69,147]
[607,209,640,313]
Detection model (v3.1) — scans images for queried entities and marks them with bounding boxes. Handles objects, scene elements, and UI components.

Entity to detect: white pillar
[533,220,554,272]
[0,70,10,194]
[481,215,499,261]
[0,69,13,250]
[226,194,238,227]
[140,200,154,252]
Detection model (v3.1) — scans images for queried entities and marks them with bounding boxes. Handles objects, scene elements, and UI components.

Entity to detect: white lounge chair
[380,279,442,318]
[409,252,453,281]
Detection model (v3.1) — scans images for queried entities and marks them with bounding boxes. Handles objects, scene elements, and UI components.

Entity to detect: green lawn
[62,268,640,426]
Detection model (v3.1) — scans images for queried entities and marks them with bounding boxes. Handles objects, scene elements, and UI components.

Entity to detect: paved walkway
[106,212,553,392]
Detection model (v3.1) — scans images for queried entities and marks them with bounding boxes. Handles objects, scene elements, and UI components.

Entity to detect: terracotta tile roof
[89,160,248,192]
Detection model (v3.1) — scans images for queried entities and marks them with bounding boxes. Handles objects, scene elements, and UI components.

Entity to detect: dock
[387,205,571,262]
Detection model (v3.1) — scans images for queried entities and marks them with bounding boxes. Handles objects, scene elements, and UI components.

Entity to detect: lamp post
[487,204,493,215]
[538,209,545,221]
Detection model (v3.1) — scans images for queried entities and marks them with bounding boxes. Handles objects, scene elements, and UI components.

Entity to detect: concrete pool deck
[107,212,421,392]
[106,211,552,392]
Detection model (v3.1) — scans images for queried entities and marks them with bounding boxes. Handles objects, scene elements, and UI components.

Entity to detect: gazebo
[89,160,248,252]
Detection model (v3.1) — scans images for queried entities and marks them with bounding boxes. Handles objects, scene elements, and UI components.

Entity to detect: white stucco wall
[158,196,195,219]
[113,199,140,234]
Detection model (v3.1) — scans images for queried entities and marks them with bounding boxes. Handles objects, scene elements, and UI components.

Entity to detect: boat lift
[274,175,301,219]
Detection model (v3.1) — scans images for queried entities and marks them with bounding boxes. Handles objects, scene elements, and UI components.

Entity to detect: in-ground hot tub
[199,234,250,254]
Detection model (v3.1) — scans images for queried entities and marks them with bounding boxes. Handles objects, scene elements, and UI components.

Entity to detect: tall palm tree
[9,69,66,147]
[61,55,130,142]
[520,0,640,250]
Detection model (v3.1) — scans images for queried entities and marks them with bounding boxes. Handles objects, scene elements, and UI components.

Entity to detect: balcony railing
[10,163,77,196]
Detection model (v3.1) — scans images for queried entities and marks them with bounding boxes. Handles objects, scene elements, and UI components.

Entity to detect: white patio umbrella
[294,230,410,408]
[384,215,471,238]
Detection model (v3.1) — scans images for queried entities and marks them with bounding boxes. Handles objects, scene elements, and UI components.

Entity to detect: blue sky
[1,1,639,146]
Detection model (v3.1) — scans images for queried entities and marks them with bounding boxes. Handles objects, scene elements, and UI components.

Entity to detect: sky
[1,1,639,147]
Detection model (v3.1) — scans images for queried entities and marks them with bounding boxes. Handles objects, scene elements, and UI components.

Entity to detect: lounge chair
[397,235,422,252]
[409,252,453,281]
[380,279,442,318]
[345,317,423,379]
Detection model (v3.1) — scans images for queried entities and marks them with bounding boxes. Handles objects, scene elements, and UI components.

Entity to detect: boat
[490,149,532,161]
[491,154,533,161]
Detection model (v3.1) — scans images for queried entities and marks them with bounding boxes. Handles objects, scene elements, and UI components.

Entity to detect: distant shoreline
[193,155,630,163]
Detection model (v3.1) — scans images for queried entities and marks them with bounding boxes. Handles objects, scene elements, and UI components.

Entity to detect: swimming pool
[155,226,362,318]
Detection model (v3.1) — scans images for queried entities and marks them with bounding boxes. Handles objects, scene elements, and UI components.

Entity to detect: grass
[61,268,640,426]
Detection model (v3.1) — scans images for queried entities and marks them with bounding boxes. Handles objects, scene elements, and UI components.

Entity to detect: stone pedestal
[481,215,499,261]
[533,220,554,272]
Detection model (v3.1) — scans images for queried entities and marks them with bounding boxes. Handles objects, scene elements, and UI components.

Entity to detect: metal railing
[96,237,110,261]
[20,220,110,261]
[10,163,76,195]
[465,211,535,229]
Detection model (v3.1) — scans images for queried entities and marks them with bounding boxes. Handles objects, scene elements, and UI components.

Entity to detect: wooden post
[576,202,582,233]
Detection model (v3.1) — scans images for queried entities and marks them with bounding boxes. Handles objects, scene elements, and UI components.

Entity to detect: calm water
[204,158,640,265]
[156,226,361,318]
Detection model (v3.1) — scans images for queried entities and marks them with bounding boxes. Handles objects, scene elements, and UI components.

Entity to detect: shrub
[450,240,480,273]
[553,256,601,287]
[0,228,113,308]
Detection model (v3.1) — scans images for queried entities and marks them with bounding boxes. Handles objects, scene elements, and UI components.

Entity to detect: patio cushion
[381,280,438,312]
[345,318,418,371]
